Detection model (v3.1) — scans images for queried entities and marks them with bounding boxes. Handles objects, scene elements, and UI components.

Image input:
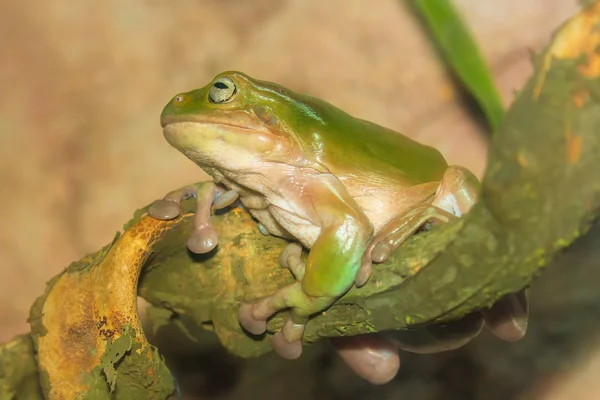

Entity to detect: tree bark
[1,2,600,398]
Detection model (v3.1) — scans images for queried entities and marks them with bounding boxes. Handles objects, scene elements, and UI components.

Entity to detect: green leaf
[411,0,505,131]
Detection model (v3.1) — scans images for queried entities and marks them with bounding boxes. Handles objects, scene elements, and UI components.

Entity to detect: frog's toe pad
[355,265,371,287]
[238,304,267,335]
[355,258,372,287]
[148,200,181,220]
[257,223,270,236]
[278,242,303,269]
[213,189,239,210]
[271,332,302,360]
[371,242,393,263]
[187,227,218,254]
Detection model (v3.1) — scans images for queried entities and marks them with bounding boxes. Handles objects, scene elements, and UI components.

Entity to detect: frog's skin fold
[149,71,483,360]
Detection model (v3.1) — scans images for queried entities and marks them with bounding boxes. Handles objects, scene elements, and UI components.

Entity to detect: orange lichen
[572,88,590,108]
[564,126,583,164]
[533,1,600,100]
[409,260,422,274]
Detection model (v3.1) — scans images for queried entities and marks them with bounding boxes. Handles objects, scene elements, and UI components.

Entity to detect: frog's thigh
[356,165,480,287]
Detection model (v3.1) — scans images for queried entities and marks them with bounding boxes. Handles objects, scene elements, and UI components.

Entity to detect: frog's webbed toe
[238,303,267,335]
[356,257,373,288]
[257,223,270,236]
[482,290,528,342]
[238,282,306,337]
[239,244,312,358]
[148,182,237,254]
[371,242,396,263]
[148,199,182,220]
[213,190,239,210]
[355,207,454,287]
[392,311,484,354]
[148,184,200,220]
[187,226,219,254]
[271,320,304,360]
[278,242,305,280]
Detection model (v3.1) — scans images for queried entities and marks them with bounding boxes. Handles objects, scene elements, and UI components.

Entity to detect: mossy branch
[2,2,600,399]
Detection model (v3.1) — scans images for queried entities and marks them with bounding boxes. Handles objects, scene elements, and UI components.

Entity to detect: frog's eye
[209,77,236,103]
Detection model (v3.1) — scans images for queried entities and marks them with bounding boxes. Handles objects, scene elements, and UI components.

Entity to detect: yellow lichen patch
[34,215,178,399]
[533,0,600,100]
[409,260,422,274]
[229,206,246,216]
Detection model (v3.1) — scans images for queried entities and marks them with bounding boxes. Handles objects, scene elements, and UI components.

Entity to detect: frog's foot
[271,320,304,359]
[238,282,333,360]
[355,206,455,287]
[213,189,239,209]
[148,184,199,220]
[482,289,528,342]
[238,242,305,358]
[149,182,239,254]
[355,166,480,287]
[356,258,373,289]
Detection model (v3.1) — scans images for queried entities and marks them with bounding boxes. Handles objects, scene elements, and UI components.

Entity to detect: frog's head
[161,71,328,173]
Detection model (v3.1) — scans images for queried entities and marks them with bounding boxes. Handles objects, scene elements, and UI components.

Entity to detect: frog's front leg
[148,181,239,253]
[356,165,480,287]
[238,175,373,359]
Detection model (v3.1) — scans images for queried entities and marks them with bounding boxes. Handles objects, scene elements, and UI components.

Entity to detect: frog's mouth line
[160,114,268,133]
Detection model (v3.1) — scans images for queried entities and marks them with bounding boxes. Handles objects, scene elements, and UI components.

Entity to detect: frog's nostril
[174,94,185,103]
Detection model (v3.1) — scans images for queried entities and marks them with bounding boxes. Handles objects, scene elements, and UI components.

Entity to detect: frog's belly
[249,206,321,248]
[243,184,439,248]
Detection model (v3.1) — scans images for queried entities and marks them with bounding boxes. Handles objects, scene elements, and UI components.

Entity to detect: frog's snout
[161,93,190,127]
[160,113,169,127]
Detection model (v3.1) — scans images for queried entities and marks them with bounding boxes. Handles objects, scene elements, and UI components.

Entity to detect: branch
[2,2,600,398]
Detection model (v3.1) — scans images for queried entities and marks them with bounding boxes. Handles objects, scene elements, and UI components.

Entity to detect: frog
[148,71,481,360]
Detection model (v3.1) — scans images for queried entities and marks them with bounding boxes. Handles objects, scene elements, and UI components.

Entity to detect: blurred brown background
[4,0,600,399]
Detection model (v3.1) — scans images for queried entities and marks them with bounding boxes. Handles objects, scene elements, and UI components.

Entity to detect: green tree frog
[149,71,480,360]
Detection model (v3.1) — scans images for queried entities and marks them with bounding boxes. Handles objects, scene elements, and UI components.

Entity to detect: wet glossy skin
[155,71,481,360]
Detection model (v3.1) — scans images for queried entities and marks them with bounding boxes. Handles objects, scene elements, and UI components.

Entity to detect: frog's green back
[253,79,448,185]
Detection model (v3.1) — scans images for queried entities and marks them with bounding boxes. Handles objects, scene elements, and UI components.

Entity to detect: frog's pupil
[214,82,229,89]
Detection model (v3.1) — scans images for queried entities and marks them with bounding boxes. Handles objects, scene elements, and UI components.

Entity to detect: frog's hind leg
[356,165,480,287]
[148,181,239,254]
